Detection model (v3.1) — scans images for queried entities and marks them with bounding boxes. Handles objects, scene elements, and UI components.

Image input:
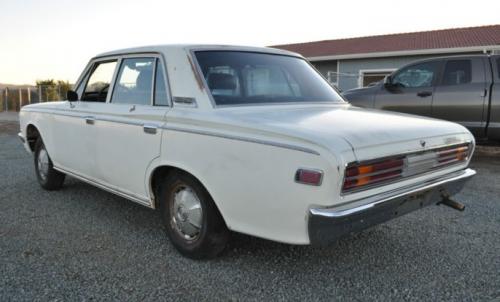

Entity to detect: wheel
[34,139,65,190]
[159,171,229,259]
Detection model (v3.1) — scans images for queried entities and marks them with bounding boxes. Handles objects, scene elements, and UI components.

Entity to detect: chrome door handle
[84,116,95,125]
[143,124,157,134]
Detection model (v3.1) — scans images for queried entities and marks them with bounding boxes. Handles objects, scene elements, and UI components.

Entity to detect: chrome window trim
[106,57,122,104]
[76,52,173,107]
[109,56,157,106]
[78,58,119,103]
[188,48,346,109]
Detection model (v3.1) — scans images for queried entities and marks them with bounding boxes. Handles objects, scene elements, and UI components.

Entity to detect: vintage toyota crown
[18,45,476,259]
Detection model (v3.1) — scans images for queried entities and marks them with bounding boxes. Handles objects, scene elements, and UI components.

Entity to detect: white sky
[1,0,499,84]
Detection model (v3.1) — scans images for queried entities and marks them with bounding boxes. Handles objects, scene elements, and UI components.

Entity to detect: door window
[154,60,168,106]
[81,61,117,102]
[111,58,155,105]
[442,60,472,85]
[392,61,439,88]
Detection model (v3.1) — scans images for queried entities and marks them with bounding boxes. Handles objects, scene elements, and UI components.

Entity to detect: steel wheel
[34,138,65,190]
[37,147,50,181]
[170,185,203,241]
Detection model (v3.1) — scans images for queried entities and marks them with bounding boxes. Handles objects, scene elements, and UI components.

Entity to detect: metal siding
[312,61,338,79]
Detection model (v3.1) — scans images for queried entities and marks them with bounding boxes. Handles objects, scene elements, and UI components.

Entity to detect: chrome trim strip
[173,96,197,107]
[22,108,320,155]
[21,108,153,127]
[54,166,153,208]
[312,168,476,218]
[161,125,321,155]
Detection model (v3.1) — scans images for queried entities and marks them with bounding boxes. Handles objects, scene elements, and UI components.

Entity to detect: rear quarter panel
[155,117,346,244]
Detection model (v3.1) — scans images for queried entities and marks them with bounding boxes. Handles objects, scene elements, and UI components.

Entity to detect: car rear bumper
[308,168,476,245]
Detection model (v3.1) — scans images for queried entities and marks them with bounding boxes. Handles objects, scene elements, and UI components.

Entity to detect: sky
[1,0,499,85]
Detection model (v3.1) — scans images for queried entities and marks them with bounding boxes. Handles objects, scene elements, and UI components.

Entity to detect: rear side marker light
[295,169,323,186]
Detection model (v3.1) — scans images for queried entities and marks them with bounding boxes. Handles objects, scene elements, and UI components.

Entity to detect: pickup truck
[343,55,500,141]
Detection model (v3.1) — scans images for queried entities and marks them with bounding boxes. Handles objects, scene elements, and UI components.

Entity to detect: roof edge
[307,45,500,61]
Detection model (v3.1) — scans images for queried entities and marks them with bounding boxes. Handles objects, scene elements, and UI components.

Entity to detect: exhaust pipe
[439,197,466,211]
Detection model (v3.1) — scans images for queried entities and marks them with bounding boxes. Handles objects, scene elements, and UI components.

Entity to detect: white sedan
[18,45,475,259]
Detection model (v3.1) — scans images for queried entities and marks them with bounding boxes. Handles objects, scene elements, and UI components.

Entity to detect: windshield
[194,51,345,106]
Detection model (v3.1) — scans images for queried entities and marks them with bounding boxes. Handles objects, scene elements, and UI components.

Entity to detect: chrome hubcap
[171,186,203,241]
[37,148,49,181]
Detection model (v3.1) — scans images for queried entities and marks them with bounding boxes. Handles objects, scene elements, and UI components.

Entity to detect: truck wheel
[159,171,229,259]
[34,139,65,190]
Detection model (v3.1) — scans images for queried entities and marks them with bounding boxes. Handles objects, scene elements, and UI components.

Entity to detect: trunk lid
[216,104,473,160]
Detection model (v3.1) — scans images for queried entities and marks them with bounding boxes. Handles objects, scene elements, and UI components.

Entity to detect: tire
[159,171,229,259]
[34,139,65,190]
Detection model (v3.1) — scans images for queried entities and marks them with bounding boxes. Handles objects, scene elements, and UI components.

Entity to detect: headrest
[208,73,237,90]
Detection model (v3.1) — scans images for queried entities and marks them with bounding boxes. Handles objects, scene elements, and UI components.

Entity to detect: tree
[36,79,72,101]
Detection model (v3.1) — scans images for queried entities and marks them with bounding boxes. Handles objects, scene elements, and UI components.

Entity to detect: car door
[431,57,488,136]
[51,59,118,179]
[374,60,442,117]
[90,55,170,203]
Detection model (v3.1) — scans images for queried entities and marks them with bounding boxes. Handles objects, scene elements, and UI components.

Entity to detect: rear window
[194,51,344,106]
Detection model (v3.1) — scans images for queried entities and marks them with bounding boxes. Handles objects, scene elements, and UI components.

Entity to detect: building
[272,25,500,91]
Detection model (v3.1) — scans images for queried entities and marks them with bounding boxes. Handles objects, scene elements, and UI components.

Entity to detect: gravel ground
[1,123,499,301]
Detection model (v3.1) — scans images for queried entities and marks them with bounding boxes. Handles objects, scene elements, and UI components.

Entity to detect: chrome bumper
[308,168,476,245]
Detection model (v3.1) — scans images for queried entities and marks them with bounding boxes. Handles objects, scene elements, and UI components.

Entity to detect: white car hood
[214,104,472,159]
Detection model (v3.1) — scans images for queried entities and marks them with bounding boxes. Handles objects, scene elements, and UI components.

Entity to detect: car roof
[95,44,302,59]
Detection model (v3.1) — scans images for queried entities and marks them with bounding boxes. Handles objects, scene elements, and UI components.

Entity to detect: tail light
[437,145,469,165]
[343,157,404,192]
[342,143,471,193]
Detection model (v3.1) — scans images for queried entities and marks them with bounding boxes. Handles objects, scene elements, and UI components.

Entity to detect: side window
[393,61,439,88]
[442,60,472,85]
[154,60,168,106]
[81,61,117,102]
[111,58,155,105]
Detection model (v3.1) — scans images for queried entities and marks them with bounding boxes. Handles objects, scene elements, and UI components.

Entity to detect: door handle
[143,124,157,134]
[84,116,95,125]
[417,91,432,97]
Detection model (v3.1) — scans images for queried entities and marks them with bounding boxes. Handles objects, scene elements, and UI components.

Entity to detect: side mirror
[67,90,78,102]
[383,75,392,86]
[383,75,396,90]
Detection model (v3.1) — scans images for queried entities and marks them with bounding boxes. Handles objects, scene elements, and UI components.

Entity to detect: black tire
[159,171,229,259]
[34,139,65,190]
